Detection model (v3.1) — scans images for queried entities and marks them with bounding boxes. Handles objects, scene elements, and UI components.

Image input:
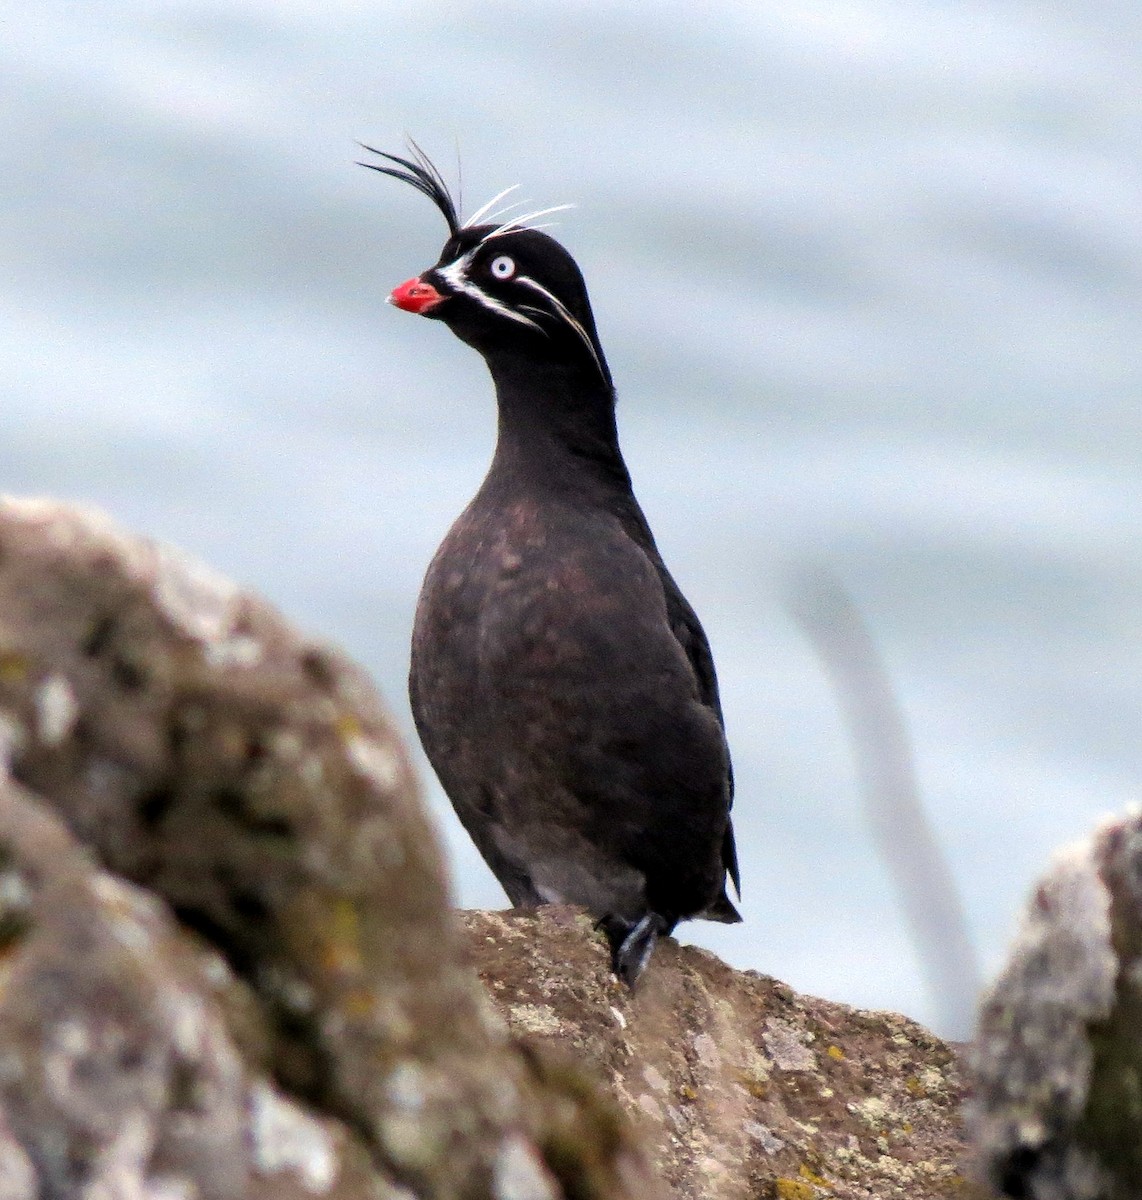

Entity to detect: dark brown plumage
[368,145,740,983]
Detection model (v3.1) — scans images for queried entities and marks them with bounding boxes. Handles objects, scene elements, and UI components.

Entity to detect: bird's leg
[598,912,668,987]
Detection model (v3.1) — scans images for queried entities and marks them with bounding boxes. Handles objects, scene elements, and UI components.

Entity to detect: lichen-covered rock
[0,780,386,1200]
[970,810,1142,1200]
[462,907,981,1200]
[0,498,657,1200]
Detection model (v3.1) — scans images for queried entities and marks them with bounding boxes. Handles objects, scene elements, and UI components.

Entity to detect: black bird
[364,143,741,984]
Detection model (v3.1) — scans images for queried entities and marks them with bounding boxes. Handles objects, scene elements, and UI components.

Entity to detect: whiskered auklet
[364,143,741,984]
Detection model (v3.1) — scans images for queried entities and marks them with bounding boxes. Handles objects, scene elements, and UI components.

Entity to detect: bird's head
[361,142,611,386]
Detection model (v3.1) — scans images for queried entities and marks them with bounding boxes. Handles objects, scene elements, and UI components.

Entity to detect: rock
[462,907,982,1200]
[0,496,992,1200]
[0,498,656,1200]
[0,781,383,1200]
[970,810,1142,1200]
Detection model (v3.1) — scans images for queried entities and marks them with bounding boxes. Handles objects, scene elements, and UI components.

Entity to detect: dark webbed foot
[598,912,670,987]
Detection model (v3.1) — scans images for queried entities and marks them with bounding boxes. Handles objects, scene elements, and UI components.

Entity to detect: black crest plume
[358,139,460,237]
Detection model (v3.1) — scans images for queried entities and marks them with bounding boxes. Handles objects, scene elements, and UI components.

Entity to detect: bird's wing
[651,556,741,899]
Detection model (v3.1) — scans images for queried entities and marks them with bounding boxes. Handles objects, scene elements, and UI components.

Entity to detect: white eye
[489,255,516,280]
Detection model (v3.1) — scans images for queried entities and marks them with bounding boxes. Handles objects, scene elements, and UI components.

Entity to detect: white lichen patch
[871,1151,918,1184]
[158,988,213,1062]
[493,1134,558,1200]
[152,542,240,646]
[917,1066,946,1096]
[300,756,325,788]
[203,635,263,669]
[90,872,149,913]
[269,730,305,762]
[851,1096,890,1128]
[693,1032,721,1071]
[79,1113,154,1200]
[636,1093,662,1121]
[385,1062,428,1114]
[0,1112,36,1198]
[90,874,162,954]
[762,1018,817,1072]
[609,1005,627,1030]
[145,1176,198,1200]
[506,1004,566,1037]
[346,734,402,793]
[642,1065,669,1093]
[34,674,77,745]
[44,1019,99,1108]
[199,951,234,990]
[743,1121,785,1154]
[249,1080,337,1193]
[696,1154,733,1180]
[0,867,32,913]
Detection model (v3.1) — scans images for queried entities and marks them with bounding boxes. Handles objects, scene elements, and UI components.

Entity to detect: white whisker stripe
[515,275,605,379]
[462,184,521,228]
[436,251,544,333]
[516,304,553,337]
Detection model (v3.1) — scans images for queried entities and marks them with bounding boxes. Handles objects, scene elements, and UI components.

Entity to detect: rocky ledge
[0,497,987,1200]
[464,907,980,1200]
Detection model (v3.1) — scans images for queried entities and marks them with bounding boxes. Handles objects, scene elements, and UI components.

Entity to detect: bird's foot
[598,912,668,988]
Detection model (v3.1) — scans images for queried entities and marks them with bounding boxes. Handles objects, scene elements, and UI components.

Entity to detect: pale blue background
[4,0,1141,1036]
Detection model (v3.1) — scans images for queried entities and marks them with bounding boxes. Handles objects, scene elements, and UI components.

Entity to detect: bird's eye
[490,255,516,280]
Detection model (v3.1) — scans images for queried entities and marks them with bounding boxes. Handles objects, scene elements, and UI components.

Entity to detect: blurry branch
[787,566,980,1038]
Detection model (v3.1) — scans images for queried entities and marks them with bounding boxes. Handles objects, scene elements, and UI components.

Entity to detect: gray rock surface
[0,497,656,1200]
[971,810,1142,1200]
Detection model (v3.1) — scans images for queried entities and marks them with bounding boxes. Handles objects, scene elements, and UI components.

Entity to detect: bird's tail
[703,890,742,924]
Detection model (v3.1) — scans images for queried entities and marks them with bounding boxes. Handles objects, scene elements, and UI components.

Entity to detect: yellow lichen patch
[0,652,28,682]
[939,1173,973,1194]
[745,1080,769,1100]
[799,1163,832,1187]
[679,1084,698,1102]
[335,712,362,739]
[738,1044,772,1092]
[774,1179,815,1200]
[319,898,364,976]
[826,1045,845,1061]
[343,987,376,1019]
[905,1075,924,1096]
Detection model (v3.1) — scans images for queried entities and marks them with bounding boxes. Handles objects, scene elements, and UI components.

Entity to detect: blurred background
[3,0,1140,1038]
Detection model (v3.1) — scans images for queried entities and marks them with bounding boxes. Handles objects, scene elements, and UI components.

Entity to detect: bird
[363,141,741,985]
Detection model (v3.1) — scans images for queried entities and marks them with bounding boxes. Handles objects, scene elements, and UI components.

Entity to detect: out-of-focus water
[3,0,1140,1036]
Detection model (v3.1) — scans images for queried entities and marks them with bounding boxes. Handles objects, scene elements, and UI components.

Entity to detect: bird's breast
[412,495,674,699]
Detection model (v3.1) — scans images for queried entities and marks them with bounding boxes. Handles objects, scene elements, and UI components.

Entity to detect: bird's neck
[483,353,633,495]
